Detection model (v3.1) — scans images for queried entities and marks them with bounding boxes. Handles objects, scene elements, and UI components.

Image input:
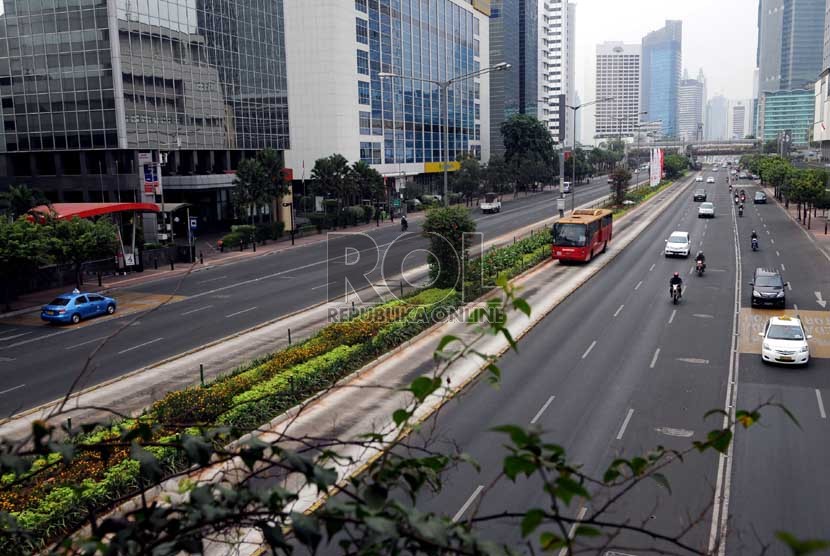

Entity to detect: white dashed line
[649,263,656,272]
[196,275,228,285]
[311,282,334,291]
[776,250,780,257]
[614,304,624,317]
[181,305,214,316]
[794,304,799,311]
[635,280,643,290]
[616,409,635,440]
[582,340,597,359]
[668,309,677,324]
[225,307,258,318]
[771,238,775,244]
[452,485,484,523]
[650,348,661,369]
[66,336,110,350]
[787,282,792,291]
[0,331,32,342]
[117,337,163,355]
[0,384,25,396]
[531,395,556,424]
[817,390,827,419]
[781,263,786,271]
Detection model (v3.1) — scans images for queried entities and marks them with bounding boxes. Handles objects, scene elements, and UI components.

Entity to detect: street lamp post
[379,62,511,207]
[565,97,614,211]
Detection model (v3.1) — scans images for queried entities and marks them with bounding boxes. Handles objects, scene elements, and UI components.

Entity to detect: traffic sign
[189,217,198,230]
[392,199,401,208]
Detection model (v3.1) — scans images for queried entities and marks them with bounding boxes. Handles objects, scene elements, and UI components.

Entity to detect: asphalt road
[0,177,614,416]
[365,168,830,554]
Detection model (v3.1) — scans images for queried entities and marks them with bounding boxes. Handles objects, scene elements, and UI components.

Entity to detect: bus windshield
[553,223,587,247]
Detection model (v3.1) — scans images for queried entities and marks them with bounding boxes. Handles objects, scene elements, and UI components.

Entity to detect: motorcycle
[738,205,744,217]
[740,194,746,203]
[729,185,733,193]
[751,237,759,251]
[734,196,740,205]
[671,283,682,305]
[696,260,705,276]
[401,218,408,232]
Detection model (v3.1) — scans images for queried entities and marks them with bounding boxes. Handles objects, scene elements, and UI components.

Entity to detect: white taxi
[759,316,811,366]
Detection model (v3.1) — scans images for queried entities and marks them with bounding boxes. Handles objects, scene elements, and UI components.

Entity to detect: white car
[563,181,572,193]
[760,316,811,366]
[706,177,715,184]
[698,202,715,218]
[695,176,704,182]
[664,231,691,258]
[480,192,502,214]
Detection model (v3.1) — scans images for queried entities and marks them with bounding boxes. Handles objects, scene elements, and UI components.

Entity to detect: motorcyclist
[669,272,683,297]
[738,203,744,216]
[751,230,758,241]
[401,215,408,232]
[695,251,706,267]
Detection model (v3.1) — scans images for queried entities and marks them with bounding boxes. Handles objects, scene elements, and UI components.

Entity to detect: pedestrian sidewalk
[762,186,830,261]
[0,214,421,319]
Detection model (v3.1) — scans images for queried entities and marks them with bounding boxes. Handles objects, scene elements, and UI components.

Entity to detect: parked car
[750,267,787,308]
[693,189,707,202]
[754,191,767,204]
[41,292,117,325]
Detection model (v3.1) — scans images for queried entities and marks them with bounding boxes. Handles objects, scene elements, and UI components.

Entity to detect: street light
[564,97,614,211]
[379,62,512,207]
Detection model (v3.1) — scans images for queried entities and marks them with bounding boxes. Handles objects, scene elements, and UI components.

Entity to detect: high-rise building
[538,0,574,145]
[641,20,682,138]
[565,2,577,145]
[284,0,490,188]
[594,42,641,140]
[731,102,749,139]
[706,95,730,141]
[0,0,290,233]
[490,0,536,156]
[759,89,814,145]
[678,69,706,142]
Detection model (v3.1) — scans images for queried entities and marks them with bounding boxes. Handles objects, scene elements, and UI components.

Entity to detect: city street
[379,168,830,554]
[0,178,613,416]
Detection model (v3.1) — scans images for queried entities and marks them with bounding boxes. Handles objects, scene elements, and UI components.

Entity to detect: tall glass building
[641,20,682,139]
[759,89,814,145]
[489,0,536,157]
[0,0,289,231]
[284,0,489,191]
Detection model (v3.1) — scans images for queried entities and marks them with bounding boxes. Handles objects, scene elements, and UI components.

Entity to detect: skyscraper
[731,102,748,139]
[678,69,706,142]
[594,42,641,140]
[641,21,682,138]
[538,0,574,144]
[706,95,730,141]
[491,0,537,156]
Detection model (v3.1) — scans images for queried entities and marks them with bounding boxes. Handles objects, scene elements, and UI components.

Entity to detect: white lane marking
[452,485,484,523]
[689,267,694,275]
[793,304,799,311]
[817,390,827,419]
[766,230,770,235]
[613,304,624,318]
[196,275,228,285]
[0,384,25,396]
[650,348,661,369]
[634,280,643,290]
[700,240,704,247]
[0,331,32,342]
[225,307,258,319]
[616,409,635,440]
[771,238,775,244]
[181,305,214,316]
[776,250,780,257]
[311,282,334,291]
[815,292,827,308]
[677,357,710,364]
[654,427,695,438]
[693,313,715,319]
[668,309,676,324]
[582,340,597,359]
[557,506,589,556]
[117,337,163,355]
[66,335,109,350]
[702,231,706,237]
[787,282,792,291]
[531,395,556,424]
[649,263,656,272]
[781,263,786,271]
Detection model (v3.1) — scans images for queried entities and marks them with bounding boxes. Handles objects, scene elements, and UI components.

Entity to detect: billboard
[649,148,664,187]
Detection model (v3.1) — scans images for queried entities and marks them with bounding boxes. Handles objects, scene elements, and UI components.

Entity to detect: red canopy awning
[31,202,160,220]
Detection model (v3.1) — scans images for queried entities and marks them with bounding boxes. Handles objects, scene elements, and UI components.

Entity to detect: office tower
[641,20,682,138]
[594,42,641,140]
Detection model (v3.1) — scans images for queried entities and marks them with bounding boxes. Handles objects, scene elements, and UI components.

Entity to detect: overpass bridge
[628,140,759,156]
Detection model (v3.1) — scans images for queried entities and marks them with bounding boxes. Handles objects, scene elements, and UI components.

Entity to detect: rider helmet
[673,272,680,277]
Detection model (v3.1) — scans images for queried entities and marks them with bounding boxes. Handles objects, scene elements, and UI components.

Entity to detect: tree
[450,154,483,204]
[501,115,556,193]
[421,205,476,288]
[258,148,290,203]
[311,154,354,206]
[0,185,48,220]
[231,158,268,225]
[484,155,512,195]
[609,166,632,205]
[663,154,689,179]
[48,217,118,288]
[758,156,791,199]
[350,160,384,202]
[0,217,52,309]
[764,139,779,154]
[564,148,592,183]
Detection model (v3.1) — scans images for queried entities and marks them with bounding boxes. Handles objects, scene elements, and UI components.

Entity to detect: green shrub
[221,231,245,248]
[309,213,330,232]
[255,223,272,243]
[272,220,285,238]
[231,224,256,238]
[345,206,365,226]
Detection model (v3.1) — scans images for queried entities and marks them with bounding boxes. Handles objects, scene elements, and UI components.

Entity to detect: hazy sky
[576,0,758,103]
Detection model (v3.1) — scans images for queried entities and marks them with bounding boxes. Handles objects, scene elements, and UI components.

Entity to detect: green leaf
[182,435,213,466]
[708,429,733,454]
[503,455,536,481]
[521,509,545,537]
[362,483,388,510]
[365,516,398,536]
[554,476,589,505]
[130,444,163,484]
[775,531,830,555]
[650,472,672,495]
[458,452,481,473]
[703,408,729,420]
[492,424,530,447]
[436,334,460,353]
[408,376,441,402]
[513,298,532,317]
[290,513,322,551]
[393,409,412,427]
[260,522,289,550]
[540,531,565,550]
[575,525,601,538]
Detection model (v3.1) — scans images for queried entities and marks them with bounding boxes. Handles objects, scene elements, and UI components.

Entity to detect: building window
[357,50,369,75]
[356,18,368,44]
[360,142,381,164]
[359,111,371,135]
[358,81,370,104]
[475,124,480,141]
[474,39,480,57]
[474,104,480,120]
[356,0,367,12]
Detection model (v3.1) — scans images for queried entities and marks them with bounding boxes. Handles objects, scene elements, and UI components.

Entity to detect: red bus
[552,208,613,262]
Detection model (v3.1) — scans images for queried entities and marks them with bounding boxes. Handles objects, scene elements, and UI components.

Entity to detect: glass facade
[761,89,813,145]
[356,0,480,165]
[641,21,681,138]
[0,0,289,155]
[780,0,824,90]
